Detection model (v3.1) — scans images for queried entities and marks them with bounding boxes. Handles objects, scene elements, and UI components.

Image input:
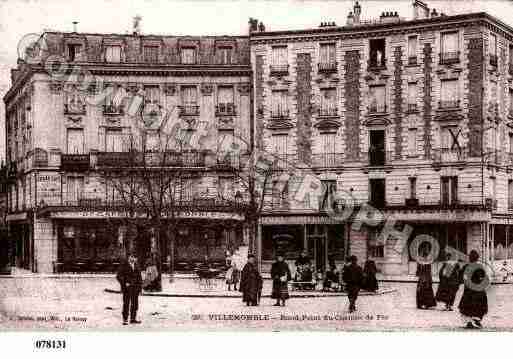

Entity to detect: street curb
[104,288,397,298]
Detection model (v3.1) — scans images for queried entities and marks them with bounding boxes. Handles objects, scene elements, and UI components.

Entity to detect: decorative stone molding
[314,118,341,131]
[237,83,250,95]
[66,116,83,125]
[266,119,293,130]
[201,83,214,95]
[49,81,63,94]
[164,83,177,96]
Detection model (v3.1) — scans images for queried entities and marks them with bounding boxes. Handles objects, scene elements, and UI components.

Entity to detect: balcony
[64,103,86,115]
[270,108,290,119]
[407,56,417,66]
[369,103,387,114]
[439,99,460,110]
[318,62,337,74]
[178,105,200,117]
[61,154,90,172]
[432,147,467,164]
[215,103,236,116]
[406,103,418,113]
[103,104,124,116]
[96,152,143,167]
[367,58,386,71]
[311,153,344,168]
[269,64,289,76]
[490,54,498,67]
[439,51,460,65]
[385,199,486,211]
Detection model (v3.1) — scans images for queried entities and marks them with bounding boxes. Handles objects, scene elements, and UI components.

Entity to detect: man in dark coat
[239,254,262,306]
[342,255,364,313]
[459,250,489,329]
[116,253,143,325]
[271,253,292,306]
[435,253,460,311]
[362,260,379,292]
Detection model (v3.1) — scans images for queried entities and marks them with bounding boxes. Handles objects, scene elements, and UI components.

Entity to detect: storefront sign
[49,210,244,221]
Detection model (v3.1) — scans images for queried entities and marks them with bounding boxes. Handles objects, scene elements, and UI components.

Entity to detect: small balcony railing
[103,103,124,115]
[318,62,337,74]
[369,103,387,114]
[61,154,90,172]
[407,56,417,66]
[96,152,143,167]
[270,108,290,119]
[490,54,498,67]
[439,51,460,65]
[311,153,344,168]
[215,103,236,116]
[269,64,289,76]
[439,99,460,109]
[64,103,86,115]
[432,147,467,163]
[406,103,418,113]
[317,107,338,117]
[178,105,200,116]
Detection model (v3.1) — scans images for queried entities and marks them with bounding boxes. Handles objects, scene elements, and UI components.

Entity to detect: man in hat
[240,254,263,306]
[116,253,143,325]
[342,255,364,313]
[271,252,292,306]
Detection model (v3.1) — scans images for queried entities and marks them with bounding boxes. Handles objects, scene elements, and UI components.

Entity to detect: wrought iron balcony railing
[311,153,344,168]
[270,108,290,119]
[61,154,90,172]
[96,150,207,168]
[406,103,418,113]
[369,103,387,114]
[367,58,387,70]
[439,99,460,109]
[103,104,124,115]
[178,105,200,116]
[215,103,236,116]
[318,62,338,74]
[439,51,460,65]
[269,64,289,76]
[317,107,338,117]
[432,147,467,163]
[365,149,393,166]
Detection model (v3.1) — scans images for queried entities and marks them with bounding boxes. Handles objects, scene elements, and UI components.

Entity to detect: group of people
[416,250,489,329]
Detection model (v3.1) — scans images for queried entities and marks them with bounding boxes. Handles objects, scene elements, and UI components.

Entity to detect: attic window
[67,44,82,61]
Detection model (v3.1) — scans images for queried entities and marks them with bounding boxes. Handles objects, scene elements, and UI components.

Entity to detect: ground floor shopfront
[257,209,513,276]
[5,210,247,274]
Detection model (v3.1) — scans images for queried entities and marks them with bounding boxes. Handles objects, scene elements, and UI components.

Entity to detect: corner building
[251,2,513,275]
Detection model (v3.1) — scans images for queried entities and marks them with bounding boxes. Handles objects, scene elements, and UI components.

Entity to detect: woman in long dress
[362,260,379,292]
[435,253,460,311]
[459,250,488,329]
[271,253,292,306]
[239,254,262,306]
[416,262,436,309]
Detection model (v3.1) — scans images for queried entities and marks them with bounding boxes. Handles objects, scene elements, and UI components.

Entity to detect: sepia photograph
[0,0,512,343]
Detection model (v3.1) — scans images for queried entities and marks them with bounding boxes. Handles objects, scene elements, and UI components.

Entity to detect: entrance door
[315,236,327,273]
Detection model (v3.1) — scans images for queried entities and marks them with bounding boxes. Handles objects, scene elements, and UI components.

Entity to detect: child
[225,262,240,291]
[499,261,510,282]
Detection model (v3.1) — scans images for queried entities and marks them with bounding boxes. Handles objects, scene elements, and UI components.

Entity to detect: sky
[1,0,513,161]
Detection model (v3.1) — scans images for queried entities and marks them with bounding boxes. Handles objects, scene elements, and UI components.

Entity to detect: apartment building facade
[3,30,252,273]
[251,2,513,275]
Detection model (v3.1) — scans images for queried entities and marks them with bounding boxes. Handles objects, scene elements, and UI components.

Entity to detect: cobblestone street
[1,277,512,331]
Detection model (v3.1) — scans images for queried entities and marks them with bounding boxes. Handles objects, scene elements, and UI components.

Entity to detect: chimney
[133,15,142,35]
[72,21,78,33]
[353,1,361,24]
[412,0,430,20]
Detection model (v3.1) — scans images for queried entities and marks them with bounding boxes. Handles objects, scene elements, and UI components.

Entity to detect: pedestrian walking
[239,254,262,306]
[116,253,143,325]
[459,250,489,329]
[271,253,291,307]
[226,262,240,291]
[416,261,436,310]
[362,260,379,292]
[342,255,364,313]
[435,253,460,311]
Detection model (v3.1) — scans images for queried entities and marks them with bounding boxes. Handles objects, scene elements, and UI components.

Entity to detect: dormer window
[67,44,82,61]
[143,46,159,63]
[105,45,122,63]
[181,47,197,64]
[369,38,386,69]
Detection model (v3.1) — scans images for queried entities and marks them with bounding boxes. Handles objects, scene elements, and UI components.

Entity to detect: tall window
[143,46,159,63]
[66,128,84,154]
[319,43,336,64]
[67,44,82,61]
[369,85,386,113]
[144,85,160,105]
[319,88,337,116]
[105,129,123,152]
[441,32,459,63]
[180,178,195,202]
[407,36,417,64]
[321,132,336,155]
[271,134,288,160]
[181,86,198,115]
[105,45,121,63]
[408,128,417,156]
[271,90,288,117]
[490,177,497,203]
[218,176,235,200]
[409,177,417,199]
[271,46,288,66]
[65,85,85,114]
[440,79,459,108]
[217,46,233,64]
[407,82,417,111]
[66,176,84,204]
[441,176,458,205]
[320,180,336,210]
[490,33,498,65]
[181,47,197,64]
[508,180,513,210]
[217,86,234,105]
[509,132,513,154]
[509,90,513,116]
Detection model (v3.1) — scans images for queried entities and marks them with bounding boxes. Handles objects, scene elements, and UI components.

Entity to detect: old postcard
[0,0,512,339]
